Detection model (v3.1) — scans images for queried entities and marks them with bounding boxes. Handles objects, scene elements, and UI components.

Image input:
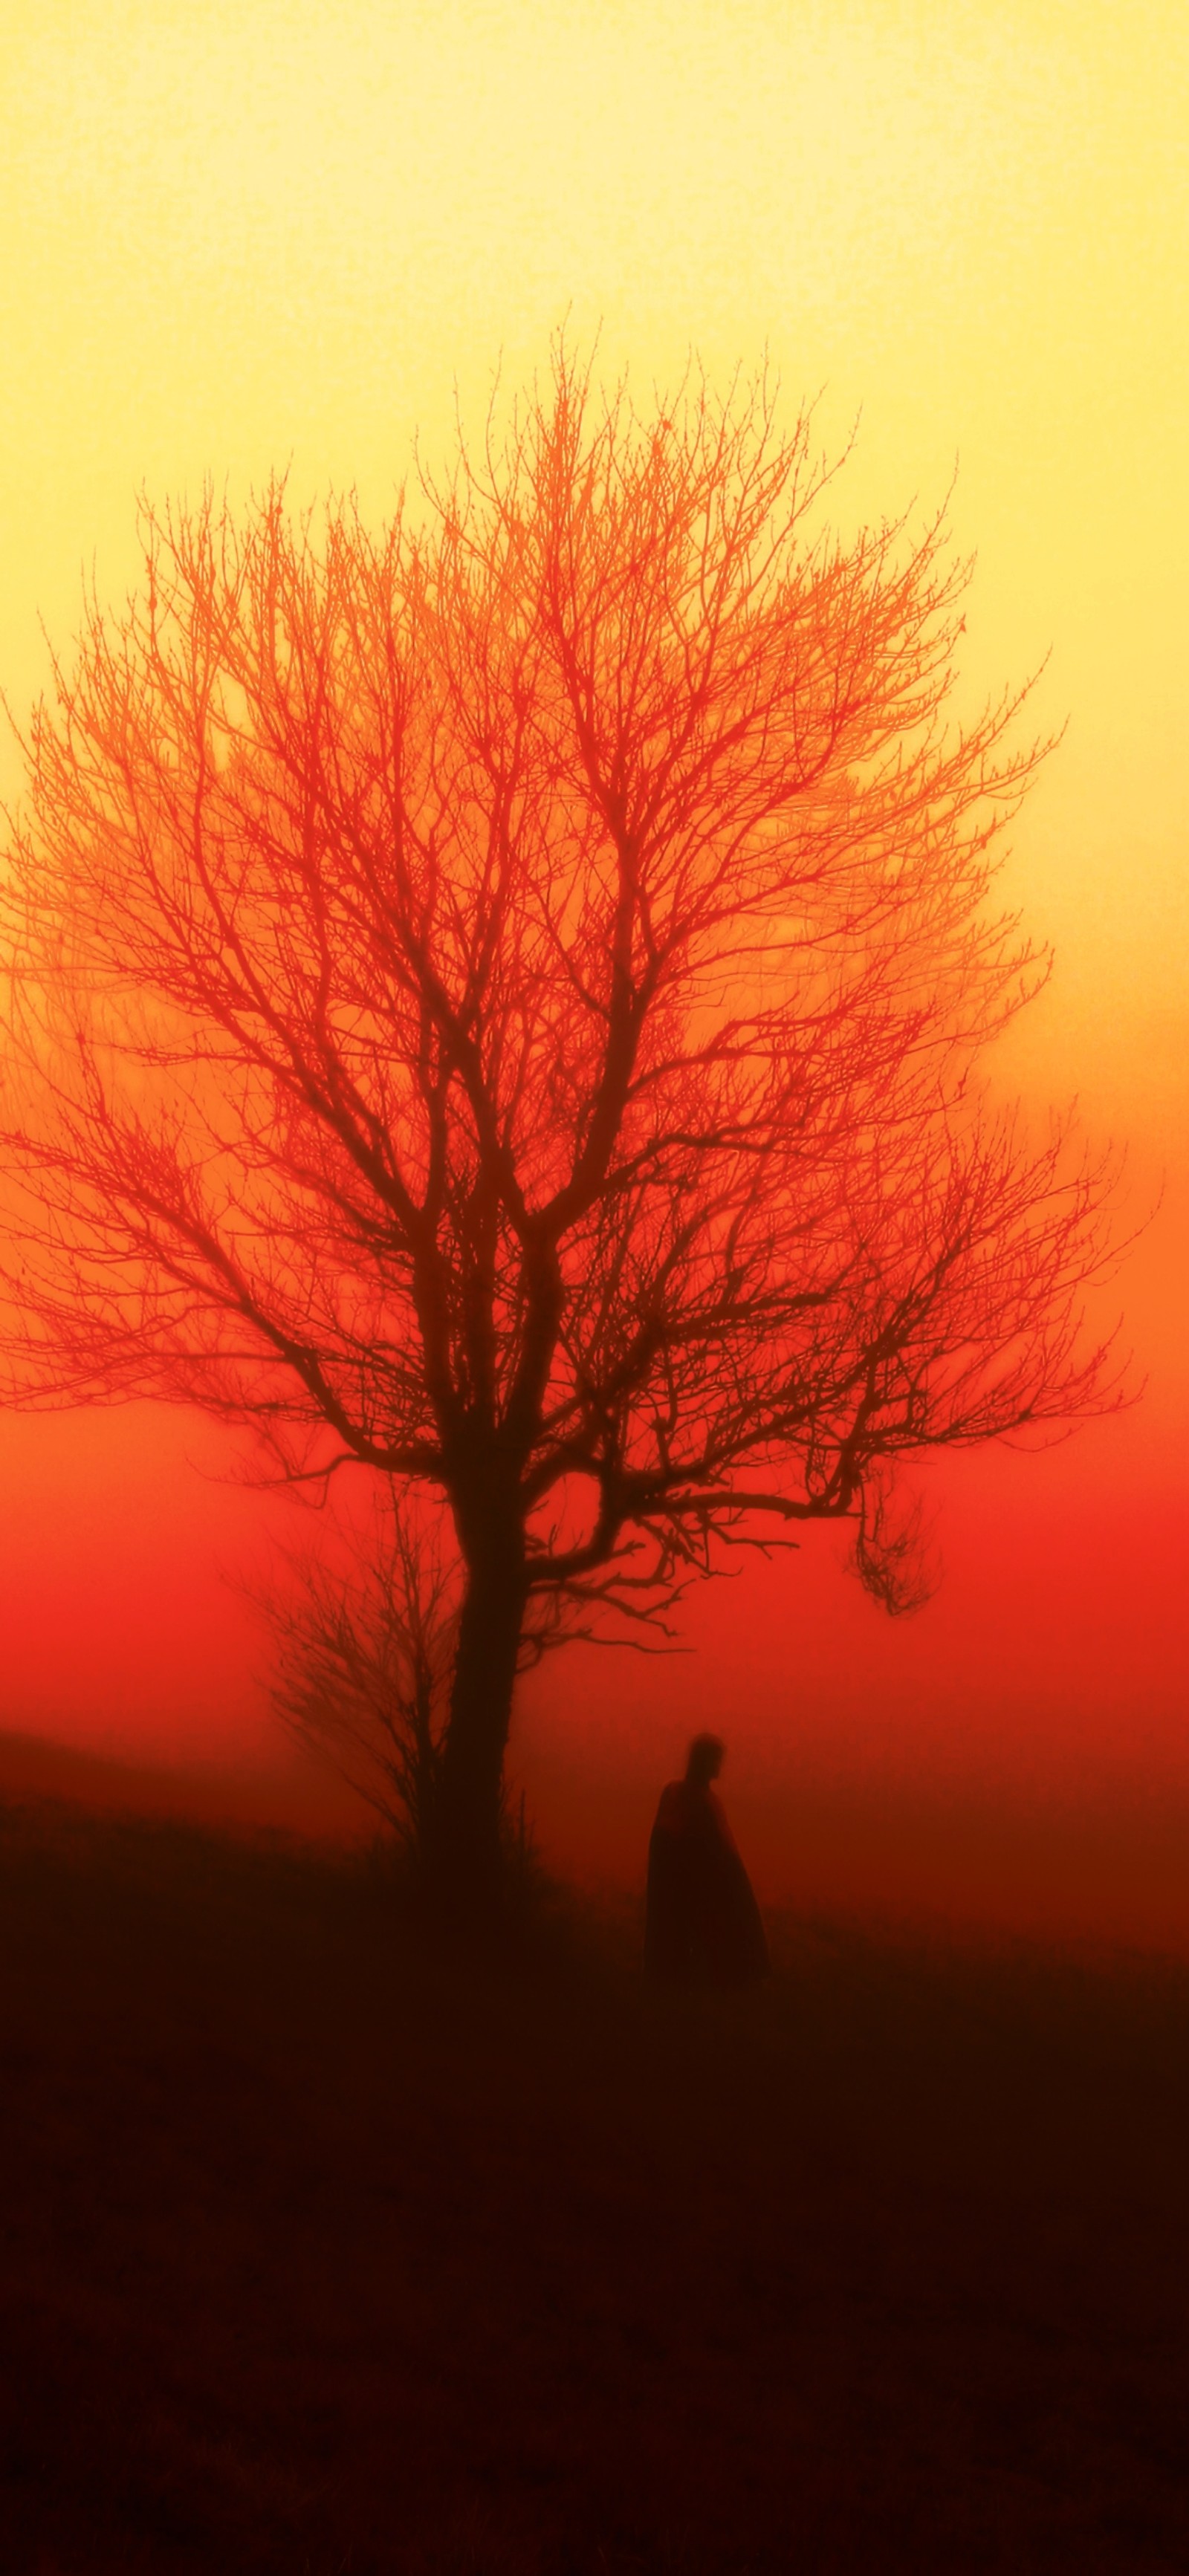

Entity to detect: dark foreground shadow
[2,1794,1189,2574]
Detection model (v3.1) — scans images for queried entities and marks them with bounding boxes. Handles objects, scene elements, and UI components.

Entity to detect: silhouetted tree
[256,1485,546,1876]
[259,1487,458,1855]
[1,347,1118,1901]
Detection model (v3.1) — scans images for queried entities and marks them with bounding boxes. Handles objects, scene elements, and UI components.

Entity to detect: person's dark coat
[644,1779,768,1985]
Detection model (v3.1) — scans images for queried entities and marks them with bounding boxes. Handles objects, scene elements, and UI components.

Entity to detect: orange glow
[0,2,1185,1941]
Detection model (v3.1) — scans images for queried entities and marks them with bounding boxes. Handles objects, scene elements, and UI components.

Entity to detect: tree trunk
[429,1510,527,1910]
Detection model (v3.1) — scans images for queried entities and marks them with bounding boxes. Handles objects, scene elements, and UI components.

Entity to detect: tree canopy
[0,349,1118,1889]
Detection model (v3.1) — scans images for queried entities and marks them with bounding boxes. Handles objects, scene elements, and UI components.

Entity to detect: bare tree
[1,346,1119,1902]
[260,1482,583,1867]
[260,1487,459,1856]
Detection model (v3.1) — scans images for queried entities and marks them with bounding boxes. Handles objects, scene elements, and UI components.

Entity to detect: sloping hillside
[2,1795,1188,2572]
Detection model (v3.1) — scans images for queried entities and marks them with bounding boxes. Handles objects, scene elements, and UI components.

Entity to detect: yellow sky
[1,0,1185,1133]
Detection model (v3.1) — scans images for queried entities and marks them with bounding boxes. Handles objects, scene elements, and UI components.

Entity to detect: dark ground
[2,1797,1188,2575]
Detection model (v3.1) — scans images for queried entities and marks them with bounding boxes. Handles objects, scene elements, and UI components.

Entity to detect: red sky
[1,1172,1184,1945]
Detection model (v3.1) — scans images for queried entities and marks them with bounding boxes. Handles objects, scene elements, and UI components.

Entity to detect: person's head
[685,1733,725,1788]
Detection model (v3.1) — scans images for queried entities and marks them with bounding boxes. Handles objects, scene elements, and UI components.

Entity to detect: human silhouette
[644,1735,768,1986]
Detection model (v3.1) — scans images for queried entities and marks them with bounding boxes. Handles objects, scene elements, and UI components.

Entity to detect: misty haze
[1,6,1185,2570]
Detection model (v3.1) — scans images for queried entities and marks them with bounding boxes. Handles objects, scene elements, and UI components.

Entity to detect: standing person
[645,1735,768,1986]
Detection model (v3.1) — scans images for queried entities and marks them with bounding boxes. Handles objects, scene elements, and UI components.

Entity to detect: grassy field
[2,1795,1188,2574]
